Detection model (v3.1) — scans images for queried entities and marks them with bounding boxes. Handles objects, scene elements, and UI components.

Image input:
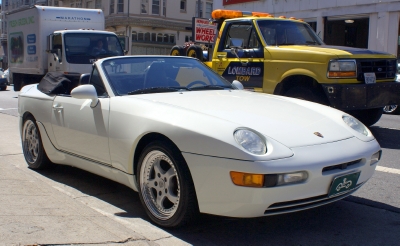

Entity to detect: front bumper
[0,78,8,87]
[322,82,400,110]
[183,137,380,218]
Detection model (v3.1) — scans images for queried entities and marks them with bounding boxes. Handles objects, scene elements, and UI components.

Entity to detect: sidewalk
[0,113,188,246]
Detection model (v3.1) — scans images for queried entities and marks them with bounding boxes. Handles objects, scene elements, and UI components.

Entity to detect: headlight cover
[328,60,357,78]
[342,115,369,136]
[234,128,267,155]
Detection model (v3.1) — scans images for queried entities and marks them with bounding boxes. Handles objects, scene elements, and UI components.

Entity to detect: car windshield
[257,20,324,46]
[102,57,234,95]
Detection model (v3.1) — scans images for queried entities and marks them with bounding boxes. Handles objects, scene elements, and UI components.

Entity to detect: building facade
[0,0,214,61]
[215,0,400,57]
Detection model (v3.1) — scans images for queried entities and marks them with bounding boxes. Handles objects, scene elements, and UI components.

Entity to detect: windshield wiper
[190,85,233,91]
[127,86,191,95]
[305,41,318,45]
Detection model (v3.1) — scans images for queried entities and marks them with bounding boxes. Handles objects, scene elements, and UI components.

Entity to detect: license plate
[364,72,376,84]
[328,172,360,197]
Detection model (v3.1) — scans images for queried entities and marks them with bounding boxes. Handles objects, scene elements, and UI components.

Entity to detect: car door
[214,20,265,90]
[50,67,111,165]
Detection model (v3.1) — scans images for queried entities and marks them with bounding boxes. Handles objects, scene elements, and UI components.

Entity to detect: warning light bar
[211,9,303,21]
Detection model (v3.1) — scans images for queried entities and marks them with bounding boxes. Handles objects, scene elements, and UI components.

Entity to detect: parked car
[18,56,381,227]
[0,71,8,90]
[4,69,9,84]
[383,63,400,114]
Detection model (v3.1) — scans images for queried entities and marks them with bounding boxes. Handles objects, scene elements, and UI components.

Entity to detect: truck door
[48,34,63,72]
[214,21,264,90]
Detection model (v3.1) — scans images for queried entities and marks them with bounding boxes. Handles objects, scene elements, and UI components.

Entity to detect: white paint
[376,166,400,175]
[0,108,18,111]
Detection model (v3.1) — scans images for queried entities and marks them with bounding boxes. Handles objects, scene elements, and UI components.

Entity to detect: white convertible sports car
[19,56,381,227]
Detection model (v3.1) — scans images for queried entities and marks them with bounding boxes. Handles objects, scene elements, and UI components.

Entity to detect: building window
[163,34,169,42]
[163,0,166,16]
[180,0,186,11]
[138,32,144,41]
[132,31,137,41]
[195,1,203,18]
[95,0,102,9]
[144,32,151,42]
[170,34,175,44]
[157,33,163,42]
[110,0,115,14]
[185,35,192,42]
[76,2,82,8]
[151,33,157,41]
[141,0,149,14]
[117,0,124,13]
[152,0,160,15]
[205,2,213,19]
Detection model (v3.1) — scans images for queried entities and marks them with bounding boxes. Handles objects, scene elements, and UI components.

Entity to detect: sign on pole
[192,17,217,43]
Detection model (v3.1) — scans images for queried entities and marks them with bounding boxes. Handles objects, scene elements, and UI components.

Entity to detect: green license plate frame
[328,172,360,197]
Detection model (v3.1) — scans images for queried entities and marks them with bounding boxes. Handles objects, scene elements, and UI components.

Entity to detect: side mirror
[79,73,91,85]
[232,80,244,90]
[71,84,99,107]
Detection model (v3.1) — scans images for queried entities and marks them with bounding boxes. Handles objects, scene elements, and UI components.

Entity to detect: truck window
[52,34,63,61]
[257,20,323,46]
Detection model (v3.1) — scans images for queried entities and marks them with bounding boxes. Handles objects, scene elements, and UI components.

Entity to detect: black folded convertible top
[37,72,71,95]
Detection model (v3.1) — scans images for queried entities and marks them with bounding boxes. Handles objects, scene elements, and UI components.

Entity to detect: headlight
[234,128,267,155]
[342,115,369,136]
[328,60,356,78]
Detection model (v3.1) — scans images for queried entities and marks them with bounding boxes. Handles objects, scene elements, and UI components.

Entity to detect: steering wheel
[187,80,207,88]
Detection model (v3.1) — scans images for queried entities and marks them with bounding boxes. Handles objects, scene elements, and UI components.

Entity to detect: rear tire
[22,116,52,169]
[137,140,198,228]
[186,45,204,61]
[346,108,383,127]
[170,45,185,56]
[0,86,6,91]
[383,105,400,115]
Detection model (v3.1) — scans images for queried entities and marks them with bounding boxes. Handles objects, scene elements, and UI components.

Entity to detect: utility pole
[197,0,201,17]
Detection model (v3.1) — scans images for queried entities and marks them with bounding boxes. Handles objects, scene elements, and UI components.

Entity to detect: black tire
[284,86,328,105]
[0,86,6,91]
[186,45,204,61]
[137,140,198,228]
[13,73,22,91]
[346,108,383,127]
[170,45,185,56]
[21,116,52,169]
[383,105,400,115]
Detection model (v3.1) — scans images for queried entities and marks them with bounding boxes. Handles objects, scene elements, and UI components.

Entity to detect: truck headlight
[328,60,357,78]
[342,115,369,136]
[234,128,267,155]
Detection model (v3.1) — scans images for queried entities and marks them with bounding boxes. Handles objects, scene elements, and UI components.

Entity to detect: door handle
[53,104,63,112]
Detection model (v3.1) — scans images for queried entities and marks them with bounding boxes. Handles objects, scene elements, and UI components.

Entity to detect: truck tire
[383,105,400,115]
[186,45,204,61]
[284,86,328,105]
[13,73,22,91]
[170,45,185,56]
[347,108,383,127]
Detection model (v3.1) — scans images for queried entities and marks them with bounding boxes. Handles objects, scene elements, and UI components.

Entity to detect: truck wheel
[0,86,6,91]
[170,45,185,56]
[186,46,204,61]
[383,105,400,115]
[347,108,383,127]
[284,86,328,105]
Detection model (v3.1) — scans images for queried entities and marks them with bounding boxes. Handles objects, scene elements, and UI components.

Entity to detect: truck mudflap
[322,82,400,110]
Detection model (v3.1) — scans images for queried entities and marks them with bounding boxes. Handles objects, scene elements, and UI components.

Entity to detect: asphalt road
[1,85,399,245]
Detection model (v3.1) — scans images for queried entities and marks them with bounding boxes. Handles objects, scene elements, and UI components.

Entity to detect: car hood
[130,90,357,148]
[275,45,394,57]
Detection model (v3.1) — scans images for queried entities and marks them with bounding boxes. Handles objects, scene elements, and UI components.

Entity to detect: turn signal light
[212,9,275,20]
[230,171,264,187]
[328,71,357,78]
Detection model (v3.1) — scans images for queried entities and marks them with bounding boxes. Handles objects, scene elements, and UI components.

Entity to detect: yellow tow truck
[171,9,400,126]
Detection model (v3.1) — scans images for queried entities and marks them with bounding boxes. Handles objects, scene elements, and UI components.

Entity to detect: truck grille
[357,59,397,81]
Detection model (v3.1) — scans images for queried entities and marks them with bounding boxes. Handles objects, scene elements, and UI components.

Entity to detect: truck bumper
[321,82,400,110]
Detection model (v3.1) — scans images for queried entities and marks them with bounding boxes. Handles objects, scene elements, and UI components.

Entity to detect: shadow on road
[34,164,400,246]
[370,126,400,149]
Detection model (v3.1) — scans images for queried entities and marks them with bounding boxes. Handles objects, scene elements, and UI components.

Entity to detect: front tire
[137,140,198,227]
[22,116,51,169]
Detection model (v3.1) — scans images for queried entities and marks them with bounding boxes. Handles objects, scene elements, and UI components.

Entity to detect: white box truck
[7,5,125,91]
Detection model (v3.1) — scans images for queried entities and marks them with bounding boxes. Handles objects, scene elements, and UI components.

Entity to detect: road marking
[0,108,17,111]
[376,166,400,175]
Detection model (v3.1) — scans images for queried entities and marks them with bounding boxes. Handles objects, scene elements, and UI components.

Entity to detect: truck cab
[174,9,400,126]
